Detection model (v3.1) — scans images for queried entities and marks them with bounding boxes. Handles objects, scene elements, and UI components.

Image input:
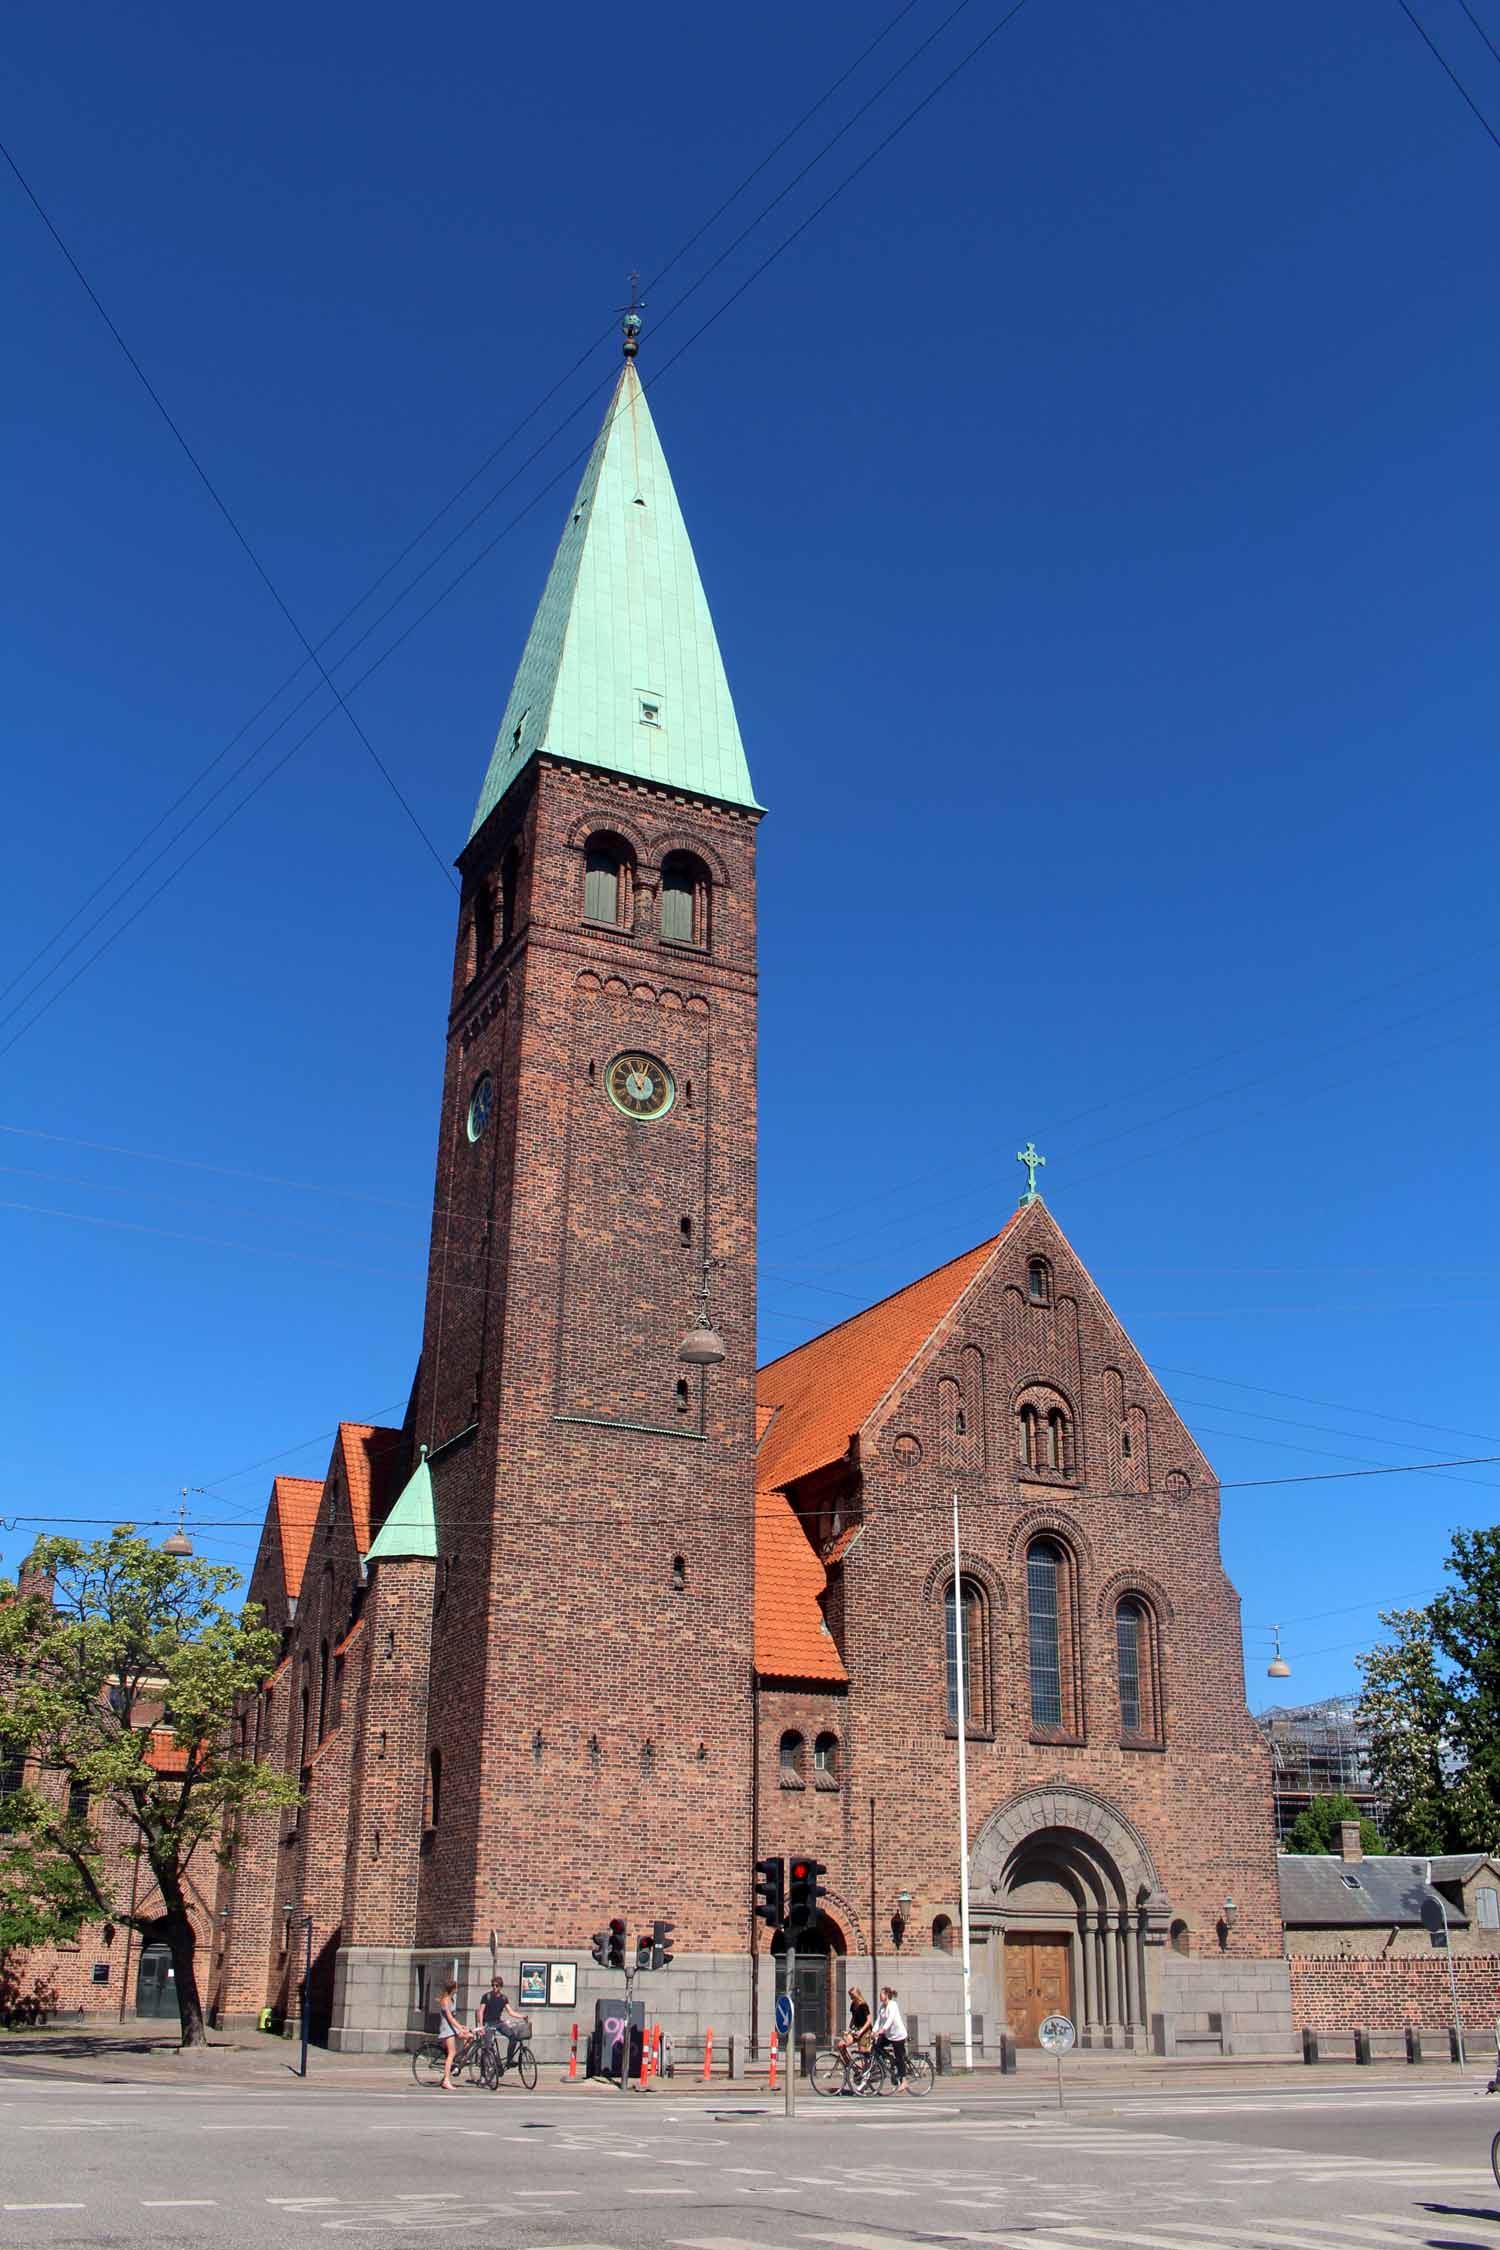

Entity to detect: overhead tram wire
[1396,0,1500,153]
[0,0,938,1015]
[0,139,457,897]
[0,0,1040,1066]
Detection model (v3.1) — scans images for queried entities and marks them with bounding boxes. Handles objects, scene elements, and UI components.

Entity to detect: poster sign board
[517,1960,548,2008]
[548,1961,577,2008]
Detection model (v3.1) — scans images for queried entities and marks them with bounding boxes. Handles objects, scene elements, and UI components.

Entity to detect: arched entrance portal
[771,1912,846,2041]
[972,1788,1171,2048]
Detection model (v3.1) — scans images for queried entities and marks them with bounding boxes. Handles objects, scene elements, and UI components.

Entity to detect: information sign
[774,1992,793,2038]
[1038,2013,1076,2052]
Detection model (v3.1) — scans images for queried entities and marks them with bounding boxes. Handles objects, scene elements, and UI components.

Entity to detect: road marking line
[626,2187,699,2196]
[513,2190,580,2198]
[142,2200,219,2208]
[4,2205,88,2213]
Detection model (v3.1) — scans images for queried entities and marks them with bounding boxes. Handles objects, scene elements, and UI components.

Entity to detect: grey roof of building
[1277,1855,1473,1928]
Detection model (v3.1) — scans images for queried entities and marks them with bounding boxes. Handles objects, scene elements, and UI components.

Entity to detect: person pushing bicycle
[475,1975,524,2077]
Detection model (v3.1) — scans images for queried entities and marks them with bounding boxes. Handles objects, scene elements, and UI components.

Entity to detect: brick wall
[1290,1953,1500,2031]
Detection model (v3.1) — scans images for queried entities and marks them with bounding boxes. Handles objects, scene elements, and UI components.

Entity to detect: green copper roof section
[469,362,760,836]
[365,1446,437,1564]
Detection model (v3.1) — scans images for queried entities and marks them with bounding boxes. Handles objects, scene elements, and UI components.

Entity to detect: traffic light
[607,1916,628,1970]
[754,1854,785,1930]
[788,1857,827,1930]
[635,1933,654,1971]
[651,1919,675,1971]
[590,1927,610,1967]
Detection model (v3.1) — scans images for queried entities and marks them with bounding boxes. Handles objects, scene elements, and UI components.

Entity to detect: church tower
[405,325,762,1976]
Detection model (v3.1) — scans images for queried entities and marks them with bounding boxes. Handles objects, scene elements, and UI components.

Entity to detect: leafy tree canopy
[0,1529,299,2047]
[1357,1530,1500,1859]
[1281,1793,1382,1856]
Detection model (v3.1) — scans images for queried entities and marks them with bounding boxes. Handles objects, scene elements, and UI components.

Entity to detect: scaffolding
[1255,1696,1386,1842]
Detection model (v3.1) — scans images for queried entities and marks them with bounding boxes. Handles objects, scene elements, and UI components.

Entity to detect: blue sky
[4,0,1499,1707]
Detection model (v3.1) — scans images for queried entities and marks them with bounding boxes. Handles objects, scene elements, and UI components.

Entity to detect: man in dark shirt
[476,1977,522,2075]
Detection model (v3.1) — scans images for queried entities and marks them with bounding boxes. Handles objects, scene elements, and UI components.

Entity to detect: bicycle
[410,2029,485,2088]
[1490,2123,1499,2197]
[810,2042,934,2097]
[480,2031,539,2091]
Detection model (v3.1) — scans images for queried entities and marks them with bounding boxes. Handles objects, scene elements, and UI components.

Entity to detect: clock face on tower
[605,1051,675,1122]
[466,1073,494,1142]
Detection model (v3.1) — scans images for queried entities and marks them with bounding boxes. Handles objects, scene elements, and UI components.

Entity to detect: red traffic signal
[788,1857,827,1928]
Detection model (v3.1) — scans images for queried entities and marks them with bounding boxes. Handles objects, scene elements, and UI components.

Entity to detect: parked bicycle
[810,2042,934,2097]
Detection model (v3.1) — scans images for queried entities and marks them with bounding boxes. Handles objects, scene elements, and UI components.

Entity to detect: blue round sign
[774,1994,793,2037]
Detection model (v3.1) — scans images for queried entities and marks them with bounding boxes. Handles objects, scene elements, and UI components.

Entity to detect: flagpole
[952,1490,975,2072]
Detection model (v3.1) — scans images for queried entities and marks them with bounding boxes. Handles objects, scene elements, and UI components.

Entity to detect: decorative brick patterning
[1290,1953,1500,2031]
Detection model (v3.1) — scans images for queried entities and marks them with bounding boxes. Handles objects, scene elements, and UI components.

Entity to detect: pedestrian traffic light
[651,1919,675,1971]
[590,1927,610,1967]
[635,1933,653,1971]
[754,1854,785,1930]
[788,1857,827,1930]
[607,1916,628,1970]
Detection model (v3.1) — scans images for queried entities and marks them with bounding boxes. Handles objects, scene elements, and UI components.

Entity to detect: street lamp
[1265,1626,1290,1680]
[677,1257,727,1366]
[889,1889,913,1950]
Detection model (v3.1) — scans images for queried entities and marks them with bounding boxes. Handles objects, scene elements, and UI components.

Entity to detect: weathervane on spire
[1016,1140,1046,1206]
[621,271,644,360]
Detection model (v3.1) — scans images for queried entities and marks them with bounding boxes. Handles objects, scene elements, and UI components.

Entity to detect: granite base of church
[322,1945,1295,2061]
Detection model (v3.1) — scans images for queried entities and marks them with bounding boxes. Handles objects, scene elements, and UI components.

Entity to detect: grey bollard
[799,2030,816,2080]
[1000,2030,1018,2074]
[934,2032,951,2075]
[1302,2028,1320,2064]
[726,2033,736,2082]
[1405,2026,1422,2064]
[1450,2026,1464,2063]
[1354,2029,1372,2065]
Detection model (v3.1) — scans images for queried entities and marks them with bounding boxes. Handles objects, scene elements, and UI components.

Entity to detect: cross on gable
[1017,1141,1046,1205]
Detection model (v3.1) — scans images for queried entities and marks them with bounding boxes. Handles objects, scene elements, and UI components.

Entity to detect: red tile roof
[144,1728,189,1775]
[335,1423,403,1553]
[821,1522,863,1567]
[755,1492,847,1682]
[272,1476,323,1602]
[755,1227,1010,1493]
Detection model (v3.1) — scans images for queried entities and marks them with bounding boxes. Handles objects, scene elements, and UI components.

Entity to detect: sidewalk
[1,2025,1493,2098]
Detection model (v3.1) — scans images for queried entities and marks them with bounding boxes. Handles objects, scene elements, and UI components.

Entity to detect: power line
[0,0,959,1020]
[0,1119,425,1210]
[0,139,458,894]
[0,0,1039,1063]
[1455,0,1500,71]
[1396,0,1500,152]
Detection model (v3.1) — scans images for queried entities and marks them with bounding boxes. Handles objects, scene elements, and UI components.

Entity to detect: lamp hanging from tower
[1266,1626,1290,1680]
[676,1255,727,1367]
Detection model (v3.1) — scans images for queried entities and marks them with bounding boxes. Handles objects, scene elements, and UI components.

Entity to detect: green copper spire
[365,1446,437,1564]
[469,352,760,838]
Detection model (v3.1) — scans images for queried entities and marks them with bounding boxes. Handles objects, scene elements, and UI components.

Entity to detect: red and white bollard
[702,2028,713,2082]
[568,2022,578,2080]
[768,2031,778,2091]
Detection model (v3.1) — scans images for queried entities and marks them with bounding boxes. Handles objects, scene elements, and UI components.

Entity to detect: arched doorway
[135,1940,178,2019]
[771,1912,846,2041]
[972,1787,1171,2048]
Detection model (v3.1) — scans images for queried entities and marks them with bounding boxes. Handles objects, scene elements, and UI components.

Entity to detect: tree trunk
[163,1905,206,2048]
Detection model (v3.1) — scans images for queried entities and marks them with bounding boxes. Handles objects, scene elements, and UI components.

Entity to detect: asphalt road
[1,2069,1497,2249]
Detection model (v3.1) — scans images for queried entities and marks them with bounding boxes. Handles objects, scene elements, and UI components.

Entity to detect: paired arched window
[500,845,520,947]
[1115,1594,1162,1742]
[813,1731,839,1781]
[660,851,710,947]
[1016,1388,1075,1475]
[945,1579,987,1728]
[779,1729,805,1786]
[932,1913,955,1953]
[582,834,633,926]
[472,886,494,975]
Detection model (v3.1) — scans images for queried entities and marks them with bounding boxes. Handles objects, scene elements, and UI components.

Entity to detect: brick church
[208,325,1293,2058]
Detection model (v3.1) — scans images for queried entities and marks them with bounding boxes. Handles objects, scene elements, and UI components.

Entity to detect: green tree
[1281,1793,1382,1856]
[1357,1535,1500,1857]
[0,1530,299,2049]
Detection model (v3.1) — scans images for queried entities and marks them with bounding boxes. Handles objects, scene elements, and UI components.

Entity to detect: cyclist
[873,1985,909,2090]
[476,1976,523,2077]
[835,1987,873,2090]
[436,1979,467,2091]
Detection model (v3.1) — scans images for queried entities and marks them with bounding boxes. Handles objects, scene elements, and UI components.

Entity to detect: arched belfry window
[779,1729,805,1787]
[944,1579,987,1729]
[1016,1386,1076,1478]
[583,835,633,927]
[1026,1256,1052,1305]
[500,844,521,946]
[659,851,709,948]
[424,1749,442,1832]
